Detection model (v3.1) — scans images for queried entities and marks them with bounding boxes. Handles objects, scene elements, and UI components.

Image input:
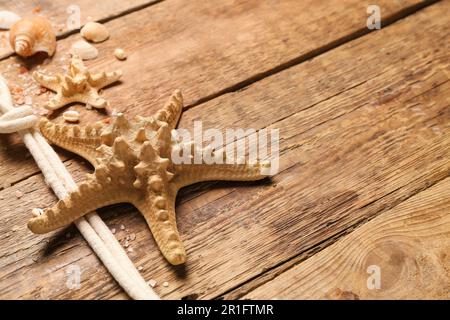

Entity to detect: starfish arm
[69,56,86,75]
[61,75,79,96]
[45,93,77,110]
[172,162,270,189]
[155,90,183,130]
[133,189,186,265]
[39,118,104,165]
[28,177,128,234]
[84,89,108,109]
[88,70,122,88]
[33,71,61,92]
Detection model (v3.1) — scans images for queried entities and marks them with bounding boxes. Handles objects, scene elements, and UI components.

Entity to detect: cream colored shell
[81,22,109,43]
[0,10,21,30]
[63,110,80,123]
[70,40,98,60]
[9,16,56,57]
[114,48,127,60]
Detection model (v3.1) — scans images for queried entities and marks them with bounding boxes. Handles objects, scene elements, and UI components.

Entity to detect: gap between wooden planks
[0,0,161,59]
[243,176,450,300]
[0,0,438,190]
[0,1,448,299]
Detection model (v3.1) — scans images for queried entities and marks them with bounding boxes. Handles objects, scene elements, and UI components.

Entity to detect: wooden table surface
[0,0,448,299]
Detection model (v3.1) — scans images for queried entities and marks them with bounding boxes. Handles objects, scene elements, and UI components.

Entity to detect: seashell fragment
[70,40,98,60]
[9,16,56,57]
[81,22,109,43]
[63,110,80,123]
[0,10,21,30]
[114,48,127,60]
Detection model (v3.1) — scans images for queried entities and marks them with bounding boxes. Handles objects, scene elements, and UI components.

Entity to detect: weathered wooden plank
[242,177,450,300]
[0,0,160,58]
[0,1,449,299]
[0,0,434,190]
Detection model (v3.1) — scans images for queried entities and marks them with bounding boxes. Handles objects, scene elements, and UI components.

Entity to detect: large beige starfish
[33,55,122,110]
[28,90,271,265]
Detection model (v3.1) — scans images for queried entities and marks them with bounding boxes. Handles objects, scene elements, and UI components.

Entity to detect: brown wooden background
[0,0,448,299]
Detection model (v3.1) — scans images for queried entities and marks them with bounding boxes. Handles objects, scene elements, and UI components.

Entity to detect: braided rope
[0,75,158,300]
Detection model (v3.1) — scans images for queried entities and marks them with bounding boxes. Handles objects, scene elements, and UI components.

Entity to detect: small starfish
[28,90,271,265]
[33,55,122,110]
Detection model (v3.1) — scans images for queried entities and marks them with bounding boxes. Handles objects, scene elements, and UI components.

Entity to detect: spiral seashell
[9,16,56,57]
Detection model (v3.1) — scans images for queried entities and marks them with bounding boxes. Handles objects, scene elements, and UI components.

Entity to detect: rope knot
[0,105,39,133]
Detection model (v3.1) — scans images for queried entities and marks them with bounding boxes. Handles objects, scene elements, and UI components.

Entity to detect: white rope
[0,75,159,300]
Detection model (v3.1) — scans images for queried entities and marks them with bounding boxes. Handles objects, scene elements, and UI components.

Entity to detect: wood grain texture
[243,177,450,300]
[0,1,448,299]
[0,0,432,189]
[0,0,160,58]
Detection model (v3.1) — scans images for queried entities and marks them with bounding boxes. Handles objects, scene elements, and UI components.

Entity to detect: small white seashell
[114,48,127,60]
[147,279,157,287]
[32,208,44,217]
[70,40,98,60]
[63,110,80,123]
[0,10,20,30]
[81,22,109,43]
